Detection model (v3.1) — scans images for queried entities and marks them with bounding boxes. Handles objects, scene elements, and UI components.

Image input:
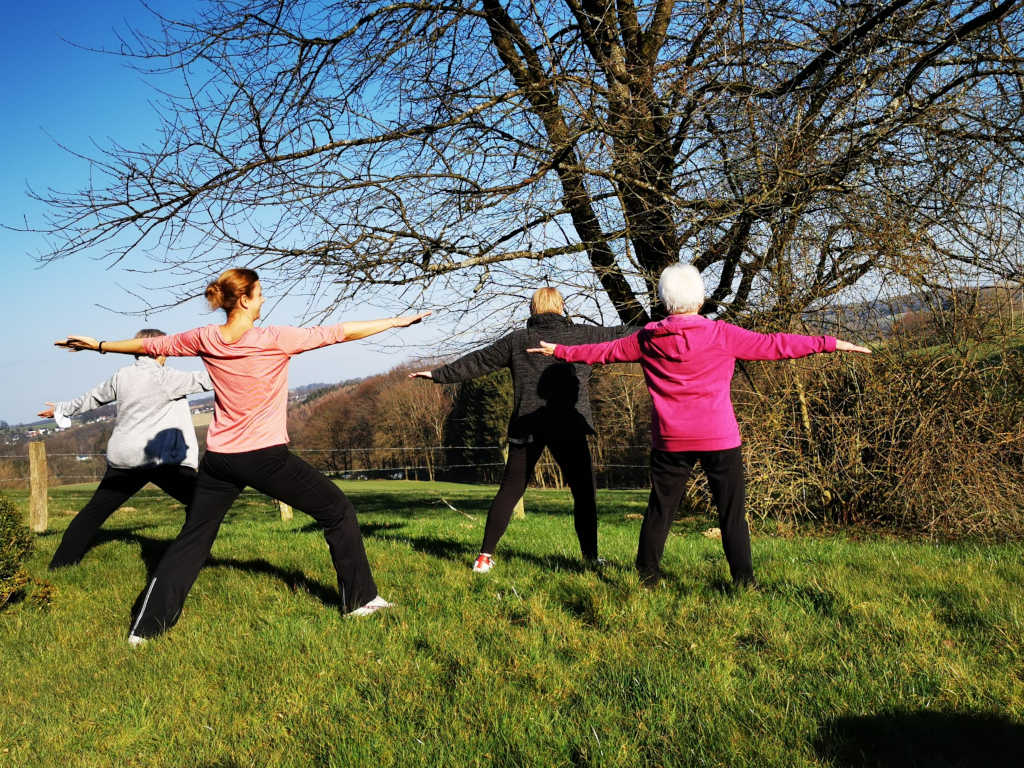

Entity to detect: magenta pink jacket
[554,315,836,452]
[143,324,347,453]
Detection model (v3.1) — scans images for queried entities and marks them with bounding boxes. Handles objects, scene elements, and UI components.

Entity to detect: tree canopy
[31,0,1024,323]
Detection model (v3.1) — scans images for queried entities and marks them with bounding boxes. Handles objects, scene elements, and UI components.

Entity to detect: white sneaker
[472,553,494,574]
[127,634,147,647]
[347,595,393,617]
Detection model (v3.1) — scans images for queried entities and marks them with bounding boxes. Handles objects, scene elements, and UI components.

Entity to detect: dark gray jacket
[431,313,631,441]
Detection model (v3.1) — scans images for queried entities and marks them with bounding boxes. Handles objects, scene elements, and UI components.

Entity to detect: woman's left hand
[393,311,432,328]
[527,341,556,356]
[835,339,872,354]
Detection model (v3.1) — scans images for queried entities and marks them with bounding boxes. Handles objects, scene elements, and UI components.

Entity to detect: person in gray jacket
[40,329,212,568]
[410,287,633,574]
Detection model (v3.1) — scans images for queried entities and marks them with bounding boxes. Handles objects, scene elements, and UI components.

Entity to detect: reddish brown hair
[205,268,259,314]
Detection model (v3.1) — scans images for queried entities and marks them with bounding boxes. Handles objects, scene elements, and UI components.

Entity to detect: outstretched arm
[722,324,872,360]
[340,312,431,342]
[55,336,147,355]
[528,333,642,365]
[39,374,119,428]
[418,333,515,384]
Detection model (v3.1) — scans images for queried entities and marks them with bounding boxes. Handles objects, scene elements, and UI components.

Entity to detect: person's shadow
[815,710,1024,767]
[90,528,348,609]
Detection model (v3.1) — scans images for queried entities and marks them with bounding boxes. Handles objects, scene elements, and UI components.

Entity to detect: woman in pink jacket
[58,268,429,642]
[530,264,870,586]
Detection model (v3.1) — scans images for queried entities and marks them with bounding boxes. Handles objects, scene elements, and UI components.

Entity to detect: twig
[439,496,475,520]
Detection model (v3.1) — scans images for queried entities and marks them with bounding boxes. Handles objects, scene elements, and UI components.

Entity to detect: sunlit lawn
[2,480,1022,767]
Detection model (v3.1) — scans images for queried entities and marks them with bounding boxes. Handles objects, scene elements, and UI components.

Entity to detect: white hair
[658,263,705,315]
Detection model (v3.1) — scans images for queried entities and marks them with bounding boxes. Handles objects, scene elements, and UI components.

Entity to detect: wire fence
[0,444,653,493]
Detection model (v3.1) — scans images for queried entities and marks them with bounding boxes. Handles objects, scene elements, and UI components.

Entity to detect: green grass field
[2,480,1023,767]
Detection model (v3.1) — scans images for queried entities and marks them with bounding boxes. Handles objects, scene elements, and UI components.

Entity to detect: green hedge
[0,494,33,609]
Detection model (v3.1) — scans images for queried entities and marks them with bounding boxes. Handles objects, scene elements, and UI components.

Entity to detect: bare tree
[375,370,453,480]
[28,0,1024,324]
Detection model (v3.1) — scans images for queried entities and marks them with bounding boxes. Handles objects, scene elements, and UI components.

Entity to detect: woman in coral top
[57,268,429,642]
[530,264,870,587]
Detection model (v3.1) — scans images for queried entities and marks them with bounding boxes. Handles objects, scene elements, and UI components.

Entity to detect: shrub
[736,340,1024,539]
[0,494,33,609]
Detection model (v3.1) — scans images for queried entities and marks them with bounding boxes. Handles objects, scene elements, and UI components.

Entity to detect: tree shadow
[815,710,1024,767]
[362,529,475,561]
[297,521,405,536]
[359,524,625,578]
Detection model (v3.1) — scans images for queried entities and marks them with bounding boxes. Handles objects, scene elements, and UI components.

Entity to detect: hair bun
[205,281,224,310]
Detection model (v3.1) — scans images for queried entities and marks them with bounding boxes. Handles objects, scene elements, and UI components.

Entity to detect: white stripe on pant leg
[130,578,158,636]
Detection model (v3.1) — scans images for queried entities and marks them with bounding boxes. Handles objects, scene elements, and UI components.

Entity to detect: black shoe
[638,569,662,588]
[732,575,758,591]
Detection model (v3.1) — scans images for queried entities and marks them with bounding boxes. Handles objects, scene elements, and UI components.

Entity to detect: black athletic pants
[129,445,377,638]
[481,437,598,558]
[49,464,198,569]
[637,446,754,583]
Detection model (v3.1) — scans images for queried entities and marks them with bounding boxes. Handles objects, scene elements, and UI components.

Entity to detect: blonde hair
[205,268,259,314]
[530,286,564,316]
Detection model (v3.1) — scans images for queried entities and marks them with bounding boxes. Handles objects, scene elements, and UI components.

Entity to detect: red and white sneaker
[472,553,494,574]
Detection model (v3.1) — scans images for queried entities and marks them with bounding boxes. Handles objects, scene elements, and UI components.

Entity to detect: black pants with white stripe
[637,447,754,584]
[129,445,378,638]
[481,437,598,559]
[50,464,198,569]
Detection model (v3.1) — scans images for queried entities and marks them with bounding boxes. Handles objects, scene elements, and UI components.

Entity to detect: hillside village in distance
[0,382,334,450]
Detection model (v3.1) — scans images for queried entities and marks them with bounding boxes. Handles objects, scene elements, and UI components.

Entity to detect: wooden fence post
[279,500,293,522]
[501,443,526,520]
[29,442,48,533]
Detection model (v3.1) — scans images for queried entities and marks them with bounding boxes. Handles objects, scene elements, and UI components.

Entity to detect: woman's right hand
[408,371,433,380]
[38,403,55,419]
[54,335,99,352]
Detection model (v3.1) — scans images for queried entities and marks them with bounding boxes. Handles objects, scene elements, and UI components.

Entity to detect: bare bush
[736,335,1024,539]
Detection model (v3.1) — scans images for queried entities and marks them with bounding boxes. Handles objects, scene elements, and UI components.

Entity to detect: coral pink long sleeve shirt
[554,315,836,452]
[143,324,347,453]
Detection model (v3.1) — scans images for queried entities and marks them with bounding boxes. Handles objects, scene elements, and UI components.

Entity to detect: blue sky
[0,0,445,425]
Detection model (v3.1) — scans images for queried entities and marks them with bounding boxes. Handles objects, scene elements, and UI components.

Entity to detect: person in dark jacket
[410,287,631,573]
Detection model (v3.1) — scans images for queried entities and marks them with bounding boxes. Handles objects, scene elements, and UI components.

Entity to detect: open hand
[408,371,433,380]
[55,335,98,352]
[394,311,432,328]
[38,403,55,419]
[526,341,556,356]
[835,339,872,354]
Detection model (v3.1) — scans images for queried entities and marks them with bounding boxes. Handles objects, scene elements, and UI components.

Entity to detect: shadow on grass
[330,491,494,517]
[815,710,1024,767]
[205,557,342,608]
[297,521,405,536]
[362,529,475,561]
[341,488,618,520]
[88,529,345,609]
[359,525,620,576]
